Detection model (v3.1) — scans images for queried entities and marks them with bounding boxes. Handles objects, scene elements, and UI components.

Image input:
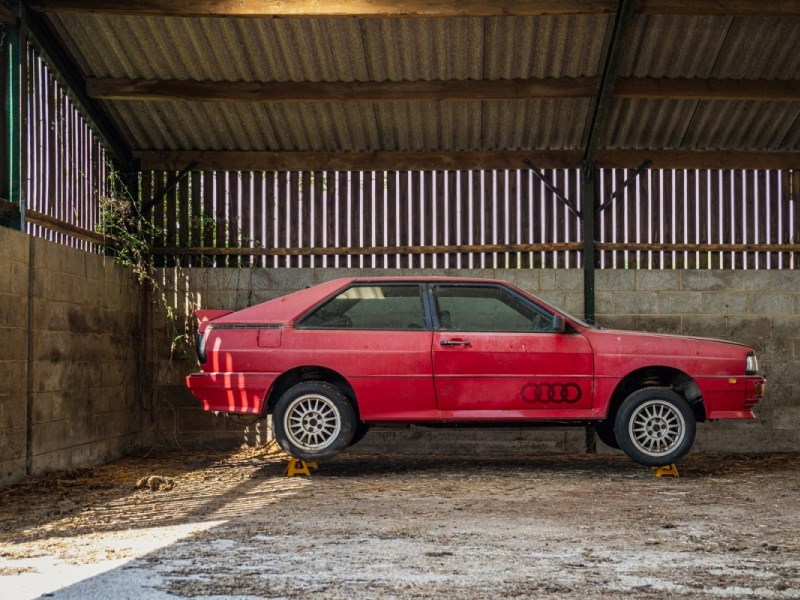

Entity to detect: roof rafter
[87,77,800,103]
[28,0,800,18]
[134,150,800,172]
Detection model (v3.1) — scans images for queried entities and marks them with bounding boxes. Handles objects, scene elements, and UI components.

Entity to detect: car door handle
[440,339,471,347]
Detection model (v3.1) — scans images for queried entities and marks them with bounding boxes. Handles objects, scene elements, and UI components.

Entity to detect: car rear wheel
[273,381,355,461]
[614,387,695,467]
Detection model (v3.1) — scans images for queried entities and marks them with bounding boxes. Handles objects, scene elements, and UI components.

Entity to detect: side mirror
[553,315,566,333]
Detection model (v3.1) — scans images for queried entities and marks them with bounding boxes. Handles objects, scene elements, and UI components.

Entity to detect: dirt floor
[1,446,799,599]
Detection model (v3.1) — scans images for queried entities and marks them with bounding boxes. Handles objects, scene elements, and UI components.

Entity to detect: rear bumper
[185,372,278,414]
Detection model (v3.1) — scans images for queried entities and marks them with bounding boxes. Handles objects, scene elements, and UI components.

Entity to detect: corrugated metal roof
[45,11,800,155]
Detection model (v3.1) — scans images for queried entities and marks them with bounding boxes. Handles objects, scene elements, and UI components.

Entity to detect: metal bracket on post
[140,160,198,216]
[523,159,583,219]
[597,159,652,213]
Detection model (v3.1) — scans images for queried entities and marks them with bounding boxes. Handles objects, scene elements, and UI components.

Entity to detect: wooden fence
[145,168,798,270]
[25,46,109,250]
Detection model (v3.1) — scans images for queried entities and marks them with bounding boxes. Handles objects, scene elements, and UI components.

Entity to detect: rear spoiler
[195,309,233,333]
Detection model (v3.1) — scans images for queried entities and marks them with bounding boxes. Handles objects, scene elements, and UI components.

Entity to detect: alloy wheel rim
[628,399,686,457]
[284,394,342,451]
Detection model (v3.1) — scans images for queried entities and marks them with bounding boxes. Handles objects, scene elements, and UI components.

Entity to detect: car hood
[582,327,752,359]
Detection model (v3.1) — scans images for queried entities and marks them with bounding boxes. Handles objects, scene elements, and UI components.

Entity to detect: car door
[292,282,436,421]
[430,283,594,417]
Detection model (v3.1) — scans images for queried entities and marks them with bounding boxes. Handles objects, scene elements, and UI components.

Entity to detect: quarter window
[433,285,554,333]
[299,285,425,330]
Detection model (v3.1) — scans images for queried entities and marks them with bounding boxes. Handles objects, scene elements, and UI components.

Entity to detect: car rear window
[299,284,425,330]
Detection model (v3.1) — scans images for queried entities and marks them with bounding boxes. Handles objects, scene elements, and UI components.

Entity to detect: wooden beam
[637,1,800,17]
[615,78,800,102]
[88,76,800,104]
[133,149,800,173]
[134,150,585,172]
[597,242,800,252]
[596,150,800,170]
[149,242,585,257]
[87,77,599,103]
[29,1,619,18]
[25,210,109,245]
[28,0,800,17]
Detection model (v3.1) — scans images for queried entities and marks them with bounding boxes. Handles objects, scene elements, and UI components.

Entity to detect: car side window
[433,285,554,333]
[299,284,425,330]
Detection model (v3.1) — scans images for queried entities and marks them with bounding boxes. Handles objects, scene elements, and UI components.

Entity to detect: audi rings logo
[521,382,582,404]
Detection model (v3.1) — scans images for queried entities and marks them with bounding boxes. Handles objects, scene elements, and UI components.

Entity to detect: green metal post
[3,11,23,229]
[582,166,596,325]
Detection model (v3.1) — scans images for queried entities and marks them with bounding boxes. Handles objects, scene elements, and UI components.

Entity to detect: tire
[273,381,356,461]
[595,420,620,449]
[614,387,696,467]
[349,421,371,447]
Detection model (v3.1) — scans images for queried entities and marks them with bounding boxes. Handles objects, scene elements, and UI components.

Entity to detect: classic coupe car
[186,277,765,466]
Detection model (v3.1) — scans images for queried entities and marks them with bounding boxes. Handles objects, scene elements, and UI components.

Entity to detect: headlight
[745,353,759,375]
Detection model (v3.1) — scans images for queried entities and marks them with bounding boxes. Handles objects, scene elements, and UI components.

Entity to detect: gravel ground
[1,444,799,599]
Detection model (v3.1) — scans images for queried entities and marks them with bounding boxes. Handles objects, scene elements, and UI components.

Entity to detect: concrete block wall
[156,267,799,456]
[0,227,142,486]
[0,227,30,484]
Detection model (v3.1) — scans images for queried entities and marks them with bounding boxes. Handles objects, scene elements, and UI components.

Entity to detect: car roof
[207,275,513,325]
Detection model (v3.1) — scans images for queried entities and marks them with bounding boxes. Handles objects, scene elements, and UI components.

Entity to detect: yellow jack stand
[284,458,319,477]
[651,464,680,478]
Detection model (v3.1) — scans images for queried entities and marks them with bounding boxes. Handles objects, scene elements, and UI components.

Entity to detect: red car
[186,277,765,466]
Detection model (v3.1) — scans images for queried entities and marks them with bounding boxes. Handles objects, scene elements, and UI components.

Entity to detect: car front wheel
[614,387,696,467]
[273,381,356,461]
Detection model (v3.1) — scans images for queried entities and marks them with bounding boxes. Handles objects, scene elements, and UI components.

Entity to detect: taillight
[196,328,209,364]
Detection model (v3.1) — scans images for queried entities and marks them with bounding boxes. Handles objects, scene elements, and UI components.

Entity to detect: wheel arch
[265,366,358,417]
[604,366,705,424]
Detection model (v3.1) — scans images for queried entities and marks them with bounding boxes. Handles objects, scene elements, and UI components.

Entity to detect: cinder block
[681,316,727,339]
[769,271,800,292]
[659,291,702,315]
[614,291,658,315]
[682,270,726,291]
[0,226,31,263]
[0,425,26,460]
[0,294,27,329]
[636,316,681,334]
[637,270,681,291]
[563,292,584,316]
[596,270,635,291]
[0,457,27,487]
[771,315,800,340]
[0,321,26,355]
[595,315,635,330]
[0,394,27,430]
[702,292,747,314]
[496,269,540,291]
[748,293,794,315]
[266,269,315,290]
[0,360,27,396]
[726,316,771,342]
[536,291,568,311]
[33,237,86,277]
[8,261,29,296]
[540,269,582,292]
[726,271,770,291]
